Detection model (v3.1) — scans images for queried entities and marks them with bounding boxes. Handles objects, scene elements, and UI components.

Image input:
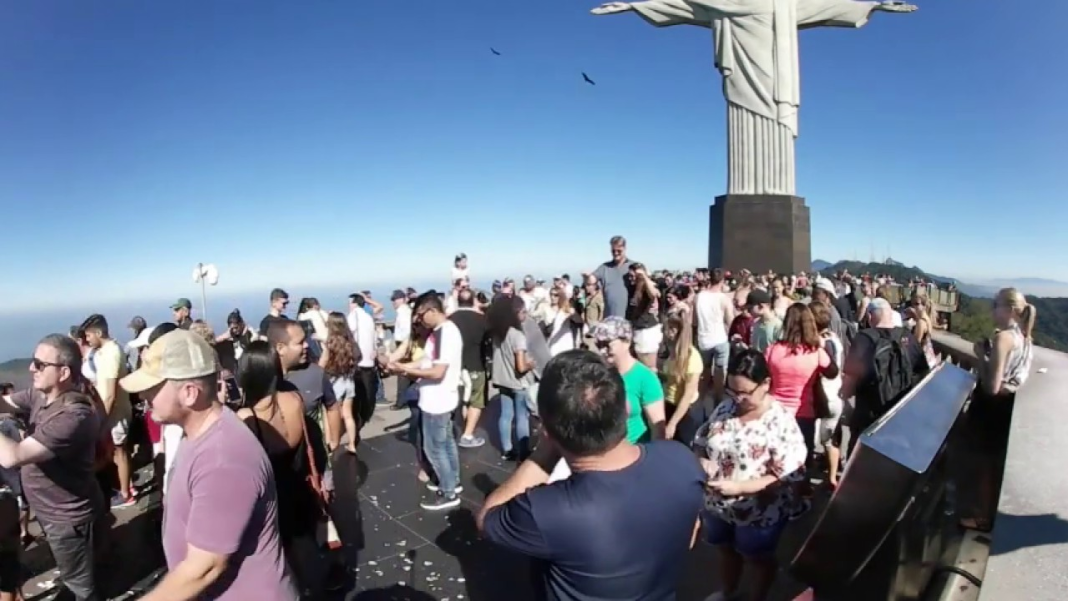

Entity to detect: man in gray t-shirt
[592,235,635,319]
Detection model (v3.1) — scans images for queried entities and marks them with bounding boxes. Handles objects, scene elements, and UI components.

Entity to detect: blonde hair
[997,288,1036,339]
[189,321,216,345]
[666,314,694,391]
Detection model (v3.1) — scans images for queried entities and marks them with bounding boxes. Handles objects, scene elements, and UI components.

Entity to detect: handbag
[299,414,341,550]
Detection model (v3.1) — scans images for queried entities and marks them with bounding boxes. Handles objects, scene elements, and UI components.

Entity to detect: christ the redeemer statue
[593,0,916,196]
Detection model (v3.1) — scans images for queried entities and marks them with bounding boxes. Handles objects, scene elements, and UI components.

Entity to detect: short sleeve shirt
[621,362,664,443]
[662,347,704,405]
[11,390,103,524]
[284,363,337,417]
[416,320,463,415]
[695,399,809,527]
[482,442,704,600]
[91,339,133,421]
[163,409,297,600]
[491,328,531,391]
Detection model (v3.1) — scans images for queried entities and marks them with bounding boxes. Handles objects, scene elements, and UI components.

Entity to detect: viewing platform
[15,331,1064,600]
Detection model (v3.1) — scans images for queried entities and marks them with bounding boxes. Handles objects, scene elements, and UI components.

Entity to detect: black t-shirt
[449,309,488,372]
[482,441,705,601]
[259,314,288,337]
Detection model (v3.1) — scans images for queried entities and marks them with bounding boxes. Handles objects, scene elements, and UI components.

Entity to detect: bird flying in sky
[490,47,501,56]
[582,72,596,86]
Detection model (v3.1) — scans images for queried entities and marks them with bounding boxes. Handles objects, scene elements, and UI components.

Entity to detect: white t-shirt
[393,304,412,344]
[695,290,731,350]
[417,320,463,415]
[451,266,469,283]
[351,308,376,368]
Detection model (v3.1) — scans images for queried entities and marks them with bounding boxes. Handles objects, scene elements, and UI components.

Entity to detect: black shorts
[969,388,1015,461]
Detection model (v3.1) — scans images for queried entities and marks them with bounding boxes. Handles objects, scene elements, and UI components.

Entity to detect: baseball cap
[170,298,192,310]
[390,289,407,301]
[589,316,633,342]
[746,289,772,307]
[814,277,837,297]
[127,316,147,330]
[120,329,218,394]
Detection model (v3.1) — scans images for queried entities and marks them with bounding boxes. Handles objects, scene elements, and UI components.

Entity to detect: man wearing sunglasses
[0,334,105,601]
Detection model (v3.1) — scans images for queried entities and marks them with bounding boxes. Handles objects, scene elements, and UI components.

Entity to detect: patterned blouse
[694,398,809,527]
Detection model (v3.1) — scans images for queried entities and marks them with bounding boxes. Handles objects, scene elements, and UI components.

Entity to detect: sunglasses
[31,358,65,371]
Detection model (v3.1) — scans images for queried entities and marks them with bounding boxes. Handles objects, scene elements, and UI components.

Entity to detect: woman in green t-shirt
[589,317,665,443]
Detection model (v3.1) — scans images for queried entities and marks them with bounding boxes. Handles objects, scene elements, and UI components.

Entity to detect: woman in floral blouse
[694,348,809,601]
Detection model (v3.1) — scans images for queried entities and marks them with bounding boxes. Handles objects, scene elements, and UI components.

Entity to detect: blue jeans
[497,387,531,455]
[421,411,460,496]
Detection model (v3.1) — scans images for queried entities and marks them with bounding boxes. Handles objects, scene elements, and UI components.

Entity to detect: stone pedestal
[707,194,811,274]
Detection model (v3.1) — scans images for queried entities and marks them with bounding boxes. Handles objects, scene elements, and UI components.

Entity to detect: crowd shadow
[990,511,1068,556]
[433,505,533,601]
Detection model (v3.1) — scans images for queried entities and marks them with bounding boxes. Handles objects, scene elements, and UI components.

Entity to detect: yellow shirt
[410,340,426,364]
[662,347,703,404]
[92,339,133,423]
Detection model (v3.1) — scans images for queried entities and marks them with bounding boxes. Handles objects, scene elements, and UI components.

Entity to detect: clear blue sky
[1,0,1064,319]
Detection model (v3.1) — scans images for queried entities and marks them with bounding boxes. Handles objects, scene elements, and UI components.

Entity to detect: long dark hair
[238,341,283,414]
[487,295,524,344]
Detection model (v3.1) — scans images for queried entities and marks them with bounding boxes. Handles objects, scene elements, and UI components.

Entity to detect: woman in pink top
[764,303,839,457]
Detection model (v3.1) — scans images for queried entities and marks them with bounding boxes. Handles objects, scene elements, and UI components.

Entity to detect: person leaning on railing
[959,287,1036,533]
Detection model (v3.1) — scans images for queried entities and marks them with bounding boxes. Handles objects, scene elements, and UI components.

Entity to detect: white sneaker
[426,483,464,494]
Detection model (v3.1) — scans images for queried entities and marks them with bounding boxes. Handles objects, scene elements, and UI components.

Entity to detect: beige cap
[120,329,217,393]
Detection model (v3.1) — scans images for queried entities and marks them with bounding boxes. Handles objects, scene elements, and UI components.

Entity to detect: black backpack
[862,327,916,419]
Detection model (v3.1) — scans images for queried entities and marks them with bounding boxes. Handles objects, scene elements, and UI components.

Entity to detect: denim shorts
[331,376,356,401]
[700,342,731,370]
[702,511,787,559]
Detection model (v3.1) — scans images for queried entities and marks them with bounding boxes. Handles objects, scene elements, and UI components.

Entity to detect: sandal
[959,516,993,533]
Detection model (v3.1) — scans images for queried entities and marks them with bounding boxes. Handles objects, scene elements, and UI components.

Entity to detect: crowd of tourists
[0,236,1037,601]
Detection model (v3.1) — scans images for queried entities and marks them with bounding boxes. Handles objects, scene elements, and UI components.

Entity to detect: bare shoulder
[277,390,304,414]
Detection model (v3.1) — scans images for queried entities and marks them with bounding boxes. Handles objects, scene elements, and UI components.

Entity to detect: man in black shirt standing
[259,288,290,336]
[479,350,704,600]
[449,289,487,449]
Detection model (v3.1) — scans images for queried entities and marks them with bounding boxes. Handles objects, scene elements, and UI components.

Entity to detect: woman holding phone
[693,349,808,601]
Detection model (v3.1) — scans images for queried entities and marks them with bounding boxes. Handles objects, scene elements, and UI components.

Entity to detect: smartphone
[223,376,241,404]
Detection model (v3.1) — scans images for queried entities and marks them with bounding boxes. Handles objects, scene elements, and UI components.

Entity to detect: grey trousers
[39,516,102,601]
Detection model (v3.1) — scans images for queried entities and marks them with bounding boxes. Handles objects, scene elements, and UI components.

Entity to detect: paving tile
[359,466,435,518]
[355,504,430,565]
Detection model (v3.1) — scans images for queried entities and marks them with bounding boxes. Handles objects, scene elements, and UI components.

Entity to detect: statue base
[707,194,811,274]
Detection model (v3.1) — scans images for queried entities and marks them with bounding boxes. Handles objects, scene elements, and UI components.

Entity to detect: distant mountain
[815,260,1068,351]
[811,259,833,272]
[0,358,31,390]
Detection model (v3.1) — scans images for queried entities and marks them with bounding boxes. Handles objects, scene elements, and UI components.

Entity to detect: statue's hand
[876,1,917,12]
[591,2,634,15]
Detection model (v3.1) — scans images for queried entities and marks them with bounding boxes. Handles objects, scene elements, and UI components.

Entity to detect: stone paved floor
[331,430,811,601]
[19,377,814,600]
